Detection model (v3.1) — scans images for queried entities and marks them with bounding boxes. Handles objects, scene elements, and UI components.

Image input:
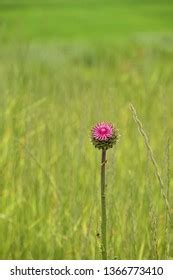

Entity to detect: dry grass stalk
[129,104,171,222]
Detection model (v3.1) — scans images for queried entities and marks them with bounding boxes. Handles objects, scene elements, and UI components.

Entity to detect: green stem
[101,148,107,260]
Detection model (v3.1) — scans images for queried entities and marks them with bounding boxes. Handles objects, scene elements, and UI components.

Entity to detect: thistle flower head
[91,122,118,150]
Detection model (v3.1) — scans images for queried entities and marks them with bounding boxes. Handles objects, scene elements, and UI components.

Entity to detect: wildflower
[91,122,118,150]
[91,121,119,259]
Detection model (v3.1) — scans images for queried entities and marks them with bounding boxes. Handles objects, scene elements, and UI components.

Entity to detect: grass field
[0,0,173,260]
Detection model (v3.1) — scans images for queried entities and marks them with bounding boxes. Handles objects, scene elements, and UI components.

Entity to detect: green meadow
[0,0,173,259]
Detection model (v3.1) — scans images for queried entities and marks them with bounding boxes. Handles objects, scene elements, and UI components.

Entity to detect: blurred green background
[0,0,173,43]
[0,0,173,260]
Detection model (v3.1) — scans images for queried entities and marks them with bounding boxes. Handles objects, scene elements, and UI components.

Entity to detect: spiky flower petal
[91,122,118,150]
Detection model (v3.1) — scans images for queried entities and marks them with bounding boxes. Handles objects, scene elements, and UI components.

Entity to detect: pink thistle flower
[91,122,119,259]
[92,122,114,141]
[91,122,118,150]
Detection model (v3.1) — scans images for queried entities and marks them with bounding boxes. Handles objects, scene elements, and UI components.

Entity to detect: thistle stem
[101,149,107,260]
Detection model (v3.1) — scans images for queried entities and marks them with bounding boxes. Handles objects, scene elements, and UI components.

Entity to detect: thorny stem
[101,149,107,260]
